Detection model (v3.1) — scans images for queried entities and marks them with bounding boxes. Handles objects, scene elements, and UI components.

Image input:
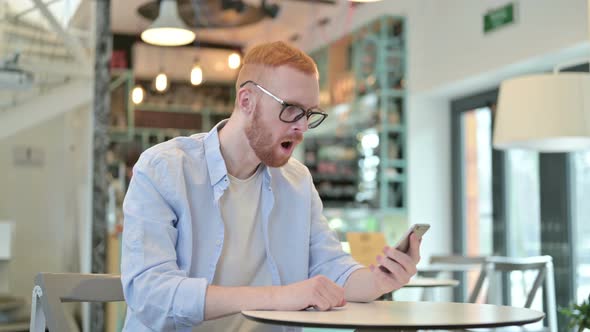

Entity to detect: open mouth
[280,141,293,150]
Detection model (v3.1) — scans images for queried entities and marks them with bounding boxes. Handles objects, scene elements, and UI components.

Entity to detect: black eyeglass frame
[239,80,328,129]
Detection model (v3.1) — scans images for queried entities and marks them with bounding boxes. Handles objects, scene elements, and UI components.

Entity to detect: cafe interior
[1,0,590,331]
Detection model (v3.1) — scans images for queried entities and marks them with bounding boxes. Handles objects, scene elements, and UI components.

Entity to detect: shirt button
[216,240,221,246]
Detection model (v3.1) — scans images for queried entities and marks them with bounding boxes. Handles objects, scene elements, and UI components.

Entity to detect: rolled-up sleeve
[308,179,363,286]
[121,153,207,331]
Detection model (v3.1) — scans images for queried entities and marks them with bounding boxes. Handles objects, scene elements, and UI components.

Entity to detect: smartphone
[378,223,430,273]
[394,223,430,253]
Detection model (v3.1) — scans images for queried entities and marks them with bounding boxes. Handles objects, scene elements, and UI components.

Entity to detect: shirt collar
[204,119,274,188]
[204,120,230,187]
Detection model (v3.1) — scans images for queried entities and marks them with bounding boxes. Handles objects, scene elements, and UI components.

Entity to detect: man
[121,41,421,331]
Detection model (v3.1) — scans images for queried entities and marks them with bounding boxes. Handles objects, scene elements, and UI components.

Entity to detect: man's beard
[245,108,302,168]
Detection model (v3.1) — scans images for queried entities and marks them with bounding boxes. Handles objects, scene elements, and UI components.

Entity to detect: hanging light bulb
[191,63,203,86]
[131,85,145,104]
[228,52,241,69]
[155,72,168,92]
[141,0,196,46]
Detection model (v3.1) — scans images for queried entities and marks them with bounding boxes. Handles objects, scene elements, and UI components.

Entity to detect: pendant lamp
[493,73,590,152]
[141,0,196,46]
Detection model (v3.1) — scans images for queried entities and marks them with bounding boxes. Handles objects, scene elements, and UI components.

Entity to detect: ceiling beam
[20,58,92,78]
[0,79,92,140]
[30,0,90,67]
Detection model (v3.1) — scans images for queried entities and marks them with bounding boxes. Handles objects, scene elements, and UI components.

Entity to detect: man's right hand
[271,275,346,311]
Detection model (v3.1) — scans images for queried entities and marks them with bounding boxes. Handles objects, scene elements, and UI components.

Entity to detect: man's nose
[292,115,309,133]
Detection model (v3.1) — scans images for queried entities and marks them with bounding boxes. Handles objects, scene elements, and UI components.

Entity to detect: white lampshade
[141,0,196,46]
[493,73,590,152]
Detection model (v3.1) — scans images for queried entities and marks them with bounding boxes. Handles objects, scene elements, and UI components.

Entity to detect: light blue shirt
[121,120,363,331]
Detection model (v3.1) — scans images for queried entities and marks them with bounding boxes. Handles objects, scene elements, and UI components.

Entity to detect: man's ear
[237,87,256,115]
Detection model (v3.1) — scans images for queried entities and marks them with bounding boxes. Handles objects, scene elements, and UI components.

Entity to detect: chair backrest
[480,256,554,306]
[426,255,488,303]
[30,273,124,332]
[475,255,557,332]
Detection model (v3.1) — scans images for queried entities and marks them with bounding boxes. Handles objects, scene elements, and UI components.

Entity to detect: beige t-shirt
[193,166,279,332]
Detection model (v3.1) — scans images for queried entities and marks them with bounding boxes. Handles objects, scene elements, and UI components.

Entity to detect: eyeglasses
[239,80,328,129]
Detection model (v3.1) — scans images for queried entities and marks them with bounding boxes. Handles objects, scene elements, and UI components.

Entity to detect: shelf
[376,125,404,134]
[386,159,406,168]
[385,49,404,58]
[306,15,407,212]
[380,89,405,98]
[387,125,404,133]
[380,207,408,215]
[313,174,358,182]
[312,159,357,165]
[384,174,406,182]
[319,192,357,199]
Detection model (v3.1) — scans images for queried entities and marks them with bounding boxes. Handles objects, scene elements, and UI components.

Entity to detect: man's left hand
[369,233,421,295]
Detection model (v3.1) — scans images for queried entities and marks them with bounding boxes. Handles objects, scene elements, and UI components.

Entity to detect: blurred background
[1,0,590,331]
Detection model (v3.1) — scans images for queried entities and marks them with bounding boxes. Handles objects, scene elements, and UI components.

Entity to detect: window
[506,150,541,257]
[460,107,494,256]
[572,151,590,302]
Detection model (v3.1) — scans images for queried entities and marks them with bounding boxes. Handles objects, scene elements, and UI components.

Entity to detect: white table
[405,277,459,288]
[242,301,544,331]
[419,263,483,274]
[403,277,460,301]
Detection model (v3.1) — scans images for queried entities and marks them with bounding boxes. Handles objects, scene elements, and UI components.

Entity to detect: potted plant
[560,294,590,332]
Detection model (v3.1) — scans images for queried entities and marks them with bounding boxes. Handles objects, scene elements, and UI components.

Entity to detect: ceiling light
[228,52,241,69]
[141,0,196,46]
[191,63,203,86]
[493,73,590,152]
[155,72,168,92]
[131,86,145,104]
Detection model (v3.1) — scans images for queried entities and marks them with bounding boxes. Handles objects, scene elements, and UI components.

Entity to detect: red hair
[233,41,319,108]
[242,41,318,76]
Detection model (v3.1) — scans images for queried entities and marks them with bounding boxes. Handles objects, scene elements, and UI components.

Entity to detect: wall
[299,0,589,95]
[0,106,92,300]
[414,0,589,95]
[406,96,452,258]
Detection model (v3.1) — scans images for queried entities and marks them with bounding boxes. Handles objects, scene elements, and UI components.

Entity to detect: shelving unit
[353,16,407,212]
[305,135,359,208]
[306,15,407,214]
[108,70,233,149]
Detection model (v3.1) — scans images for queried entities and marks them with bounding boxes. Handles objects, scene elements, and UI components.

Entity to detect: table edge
[241,310,545,330]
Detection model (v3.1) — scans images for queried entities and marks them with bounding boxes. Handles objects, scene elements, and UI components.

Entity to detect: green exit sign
[484,3,516,34]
